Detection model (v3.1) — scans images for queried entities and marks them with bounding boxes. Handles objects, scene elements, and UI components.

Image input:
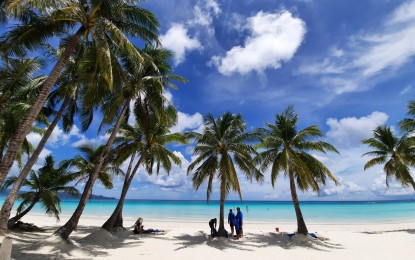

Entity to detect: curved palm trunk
[217,178,226,237]
[8,197,40,227]
[0,28,84,186]
[289,172,308,235]
[102,154,143,231]
[0,98,70,233]
[54,99,130,240]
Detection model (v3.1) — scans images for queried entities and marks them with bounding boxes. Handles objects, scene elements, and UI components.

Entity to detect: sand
[1,214,415,259]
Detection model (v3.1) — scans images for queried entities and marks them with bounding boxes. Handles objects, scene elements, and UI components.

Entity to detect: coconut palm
[362,125,415,190]
[0,0,160,188]
[54,46,186,239]
[102,100,186,231]
[0,44,95,233]
[0,57,48,164]
[60,143,123,190]
[187,113,262,237]
[255,106,339,235]
[399,100,415,133]
[0,155,79,227]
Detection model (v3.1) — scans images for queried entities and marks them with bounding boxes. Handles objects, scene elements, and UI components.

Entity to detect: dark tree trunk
[102,155,143,231]
[289,172,308,235]
[0,98,70,233]
[0,29,84,189]
[54,99,130,240]
[8,197,40,227]
[217,177,226,237]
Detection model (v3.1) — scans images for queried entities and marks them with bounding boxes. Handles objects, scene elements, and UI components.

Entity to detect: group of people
[209,207,243,239]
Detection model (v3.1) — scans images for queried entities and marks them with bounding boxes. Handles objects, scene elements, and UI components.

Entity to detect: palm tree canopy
[60,143,124,189]
[256,106,339,192]
[362,125,415,189]
[399,100,415,133]
[0,155,79,220]
[187,112,263,201]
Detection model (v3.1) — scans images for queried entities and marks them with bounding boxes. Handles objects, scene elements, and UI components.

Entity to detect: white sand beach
[2,214,415,260]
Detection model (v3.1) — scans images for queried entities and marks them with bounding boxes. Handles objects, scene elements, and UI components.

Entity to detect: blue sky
[10,0,415,201]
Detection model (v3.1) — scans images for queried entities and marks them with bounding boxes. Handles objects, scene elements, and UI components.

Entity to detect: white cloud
[170,111,204,133]
[160,23,202,65]
[400,85,412,95]
[298,0,415,96]
[211,10,306,75]
[188,0,221,28]
[326,111,389,147]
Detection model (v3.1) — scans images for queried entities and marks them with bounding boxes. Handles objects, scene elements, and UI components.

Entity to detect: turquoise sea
[2,198,415,224]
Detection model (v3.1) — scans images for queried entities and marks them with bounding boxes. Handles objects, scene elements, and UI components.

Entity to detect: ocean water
[2,198,415,224]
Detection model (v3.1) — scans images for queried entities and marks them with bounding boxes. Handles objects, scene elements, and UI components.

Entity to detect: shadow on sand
[169,231,343,252]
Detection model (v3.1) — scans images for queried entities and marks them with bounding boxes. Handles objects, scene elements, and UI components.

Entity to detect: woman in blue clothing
[236,207,243,238]
[228,209,235,236]
[234,215,240,239]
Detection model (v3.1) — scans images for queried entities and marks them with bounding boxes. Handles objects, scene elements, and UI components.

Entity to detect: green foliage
[362,125,415,190]
[1,155,79,220]
[256,106,339,191]
[187,112,262,201]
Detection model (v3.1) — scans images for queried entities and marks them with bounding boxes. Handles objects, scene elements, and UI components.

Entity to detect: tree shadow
[10,226,143,259]
[168,231,343,252]
[362,229,415,235]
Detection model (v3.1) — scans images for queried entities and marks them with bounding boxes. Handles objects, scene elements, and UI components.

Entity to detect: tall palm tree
[187,113,262,237]
[256,106,339,235]
[0,44,94,233]
[0,0,160,188]
[362,125,415,190]
[0,155,79,227]
[102,98,186,231]
[54,46,186,239]
[0,57,47,164]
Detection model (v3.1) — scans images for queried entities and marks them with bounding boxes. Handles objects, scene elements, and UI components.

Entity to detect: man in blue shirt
[228,209,235,236]
[236,207,243,238]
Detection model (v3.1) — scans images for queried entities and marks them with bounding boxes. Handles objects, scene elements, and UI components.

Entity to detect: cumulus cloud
[326,111,389,147]
[160,0,220,65]
[160,23,202,65]
[211,10,306,75]
[170,111,204,133]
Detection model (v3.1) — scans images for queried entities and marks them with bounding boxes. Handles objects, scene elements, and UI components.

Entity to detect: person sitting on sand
[209,218,217,237]
[134,225,164,234]
[133,218,164,234]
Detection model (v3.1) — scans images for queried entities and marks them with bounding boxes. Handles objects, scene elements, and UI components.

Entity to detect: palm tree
[0,155,79,227]
[0,45,95,233]
[102,98,186,231]
[0,0,160,188]
[362,125,415,190]
[400,100,415,133]
[256,106,339,235]
[60,143,123,191]
[0,57,47,164]
[187,113,262,237]
[54,46,186,239]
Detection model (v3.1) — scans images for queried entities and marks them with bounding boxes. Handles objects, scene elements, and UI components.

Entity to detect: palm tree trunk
[0,28,84,186]
[54,99,130,240]
[289,172,308,235]
[102,154,144,231]
[217,177,226,237]
[8,198,40,227]
[0,98,70,233]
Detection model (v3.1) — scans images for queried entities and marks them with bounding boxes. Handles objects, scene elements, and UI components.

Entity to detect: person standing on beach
[209,218,217,237]
[236,207,243,238]
[228,209,235,235]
